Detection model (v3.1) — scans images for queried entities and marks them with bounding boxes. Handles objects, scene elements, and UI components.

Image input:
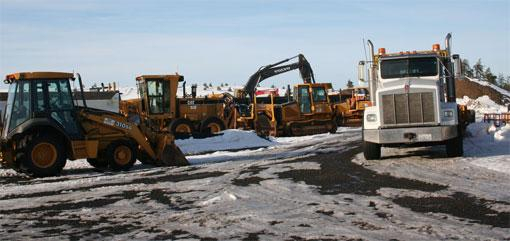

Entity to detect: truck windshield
[381,57,438,79]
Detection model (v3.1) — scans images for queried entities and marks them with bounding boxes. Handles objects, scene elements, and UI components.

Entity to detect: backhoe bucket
[161,143,189,166]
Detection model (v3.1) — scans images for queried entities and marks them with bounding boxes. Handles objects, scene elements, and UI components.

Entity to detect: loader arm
[79,110,158,159]
[243,54,315,100]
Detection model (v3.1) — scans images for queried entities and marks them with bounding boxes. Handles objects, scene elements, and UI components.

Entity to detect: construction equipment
[0,72,188,177]
[360,33,475,159]
[332,86,372,126]
[120,75,229,138]
[234,54,337,137]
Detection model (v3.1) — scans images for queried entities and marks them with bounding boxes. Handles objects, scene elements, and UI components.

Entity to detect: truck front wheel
[363,141,381,160]
[445,135,463,157]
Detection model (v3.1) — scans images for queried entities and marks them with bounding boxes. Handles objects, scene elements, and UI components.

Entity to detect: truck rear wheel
[106,141,136,171]
[445,135,463,157]
[363,141,381,160]
[21,135,67,177]
[200,117,225,134]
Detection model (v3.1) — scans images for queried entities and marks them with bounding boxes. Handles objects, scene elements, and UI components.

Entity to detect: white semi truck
[360,33,473,159]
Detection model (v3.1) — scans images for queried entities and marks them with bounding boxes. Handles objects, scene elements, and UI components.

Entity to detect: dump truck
[360,33,475,159]
[233,54,337,136]
[331,86,372,126]
[0,72,188,177]
[120,74,230,138]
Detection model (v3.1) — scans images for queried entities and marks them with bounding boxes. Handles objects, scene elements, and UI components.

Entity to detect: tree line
[461,59,510,91]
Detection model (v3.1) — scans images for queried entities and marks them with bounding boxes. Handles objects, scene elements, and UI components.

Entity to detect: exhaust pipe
[182,81,186,97]
[445,33,456,102]
[367,40,376,105]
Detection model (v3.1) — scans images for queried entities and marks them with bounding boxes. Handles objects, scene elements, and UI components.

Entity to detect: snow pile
[466,77,510,98]
[118,85,240,100]
[464,122,510,174]
[457,95,508,120]
[118,86,138,100]
[175,129,275,155]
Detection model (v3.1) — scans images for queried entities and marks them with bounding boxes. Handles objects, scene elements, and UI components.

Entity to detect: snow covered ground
[0,95,509,240]
[0,122,508,240]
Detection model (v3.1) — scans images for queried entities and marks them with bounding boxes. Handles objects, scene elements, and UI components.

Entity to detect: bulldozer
[331,86,372,126]
[233,54,337,137]
[0,72,188,177]
[120,74,229,138]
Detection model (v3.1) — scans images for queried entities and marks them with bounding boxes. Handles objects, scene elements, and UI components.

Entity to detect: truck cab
[361,34,467,159]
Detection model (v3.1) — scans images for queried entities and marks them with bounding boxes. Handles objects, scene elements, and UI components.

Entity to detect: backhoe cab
[0,72,187,177]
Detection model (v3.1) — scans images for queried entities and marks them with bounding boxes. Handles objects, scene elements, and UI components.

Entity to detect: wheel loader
[0,72,188,177]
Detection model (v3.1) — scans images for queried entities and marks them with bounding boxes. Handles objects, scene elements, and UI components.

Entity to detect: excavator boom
[243,54,315,99]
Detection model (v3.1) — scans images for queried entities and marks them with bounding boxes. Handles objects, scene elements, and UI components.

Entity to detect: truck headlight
[443,110,454,118]
[366,114,377,122]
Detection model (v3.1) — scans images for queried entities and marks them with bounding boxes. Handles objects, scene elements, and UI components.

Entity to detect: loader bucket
[161,143,189,166]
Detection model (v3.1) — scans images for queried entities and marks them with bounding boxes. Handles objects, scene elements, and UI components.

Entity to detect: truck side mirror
[358,61,366,82]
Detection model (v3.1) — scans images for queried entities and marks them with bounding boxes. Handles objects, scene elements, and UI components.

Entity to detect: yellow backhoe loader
[0,72,187,177]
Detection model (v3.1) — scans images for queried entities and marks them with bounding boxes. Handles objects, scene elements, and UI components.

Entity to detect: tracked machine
[234,54,337,137]
[332,86,372,126]
[0,72,188,177]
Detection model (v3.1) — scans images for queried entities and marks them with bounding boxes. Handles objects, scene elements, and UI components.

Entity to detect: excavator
[0,72,188,177]
[234,54,337,136]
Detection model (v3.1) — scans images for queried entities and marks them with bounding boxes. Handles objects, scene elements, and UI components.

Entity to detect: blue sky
[1,0,509,89]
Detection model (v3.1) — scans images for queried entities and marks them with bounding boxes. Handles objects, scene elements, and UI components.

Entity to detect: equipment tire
[200,117,225,134]
[363,141,381,160]
[106,141,136,171]
[255,114,272,137]
[329,120,338,134]
[87,157,108,169]
[21,135,67,177]
[169,118,194,137]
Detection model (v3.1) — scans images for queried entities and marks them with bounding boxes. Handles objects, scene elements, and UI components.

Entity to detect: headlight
[366,114,377,122]
[443,110,454,118]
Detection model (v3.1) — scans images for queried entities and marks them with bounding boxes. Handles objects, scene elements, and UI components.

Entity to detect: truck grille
[382,92,435,126]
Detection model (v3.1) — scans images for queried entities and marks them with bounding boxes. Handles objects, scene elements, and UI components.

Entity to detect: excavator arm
[243,54,315,100]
